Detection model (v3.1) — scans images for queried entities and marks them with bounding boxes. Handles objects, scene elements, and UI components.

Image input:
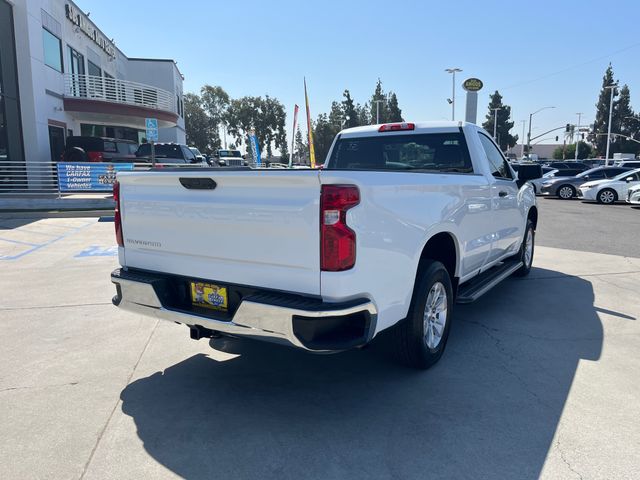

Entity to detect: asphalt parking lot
[1,201,639,480]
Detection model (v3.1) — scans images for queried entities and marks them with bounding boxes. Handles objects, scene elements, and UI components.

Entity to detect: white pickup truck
[111,121,538,369]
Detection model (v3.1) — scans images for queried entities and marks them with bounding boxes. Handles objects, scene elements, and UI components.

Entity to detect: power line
[500,42,640,91]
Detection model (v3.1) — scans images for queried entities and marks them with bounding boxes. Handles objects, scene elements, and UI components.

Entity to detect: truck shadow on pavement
[120,267,608,480]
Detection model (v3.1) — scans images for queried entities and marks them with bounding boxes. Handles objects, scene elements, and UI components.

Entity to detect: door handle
[498,191,508,198]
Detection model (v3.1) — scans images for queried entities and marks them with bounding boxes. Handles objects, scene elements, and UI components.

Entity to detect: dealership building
[0,0,185,192]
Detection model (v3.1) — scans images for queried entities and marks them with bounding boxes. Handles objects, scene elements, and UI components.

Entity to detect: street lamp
[491,108,501,140]
[373,100,384,124]
[520,120,526,158]
[527,106,555,157]
[604,83,618,165]
[575,112,583,160]
[445,68,462,121]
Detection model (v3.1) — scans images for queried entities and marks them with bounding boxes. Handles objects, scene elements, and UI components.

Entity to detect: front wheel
[513,219,535,277]
[557,185,575,199]
[393,260,453,369]
[597,188,617,204]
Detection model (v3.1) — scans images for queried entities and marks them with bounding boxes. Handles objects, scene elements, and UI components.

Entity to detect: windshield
[327,132,473,173]
[543,169,558,178]
[577,167,603,178]
[218,150,242,158]
[189,147,202,156]
[612,168,640,181]
[137,144,183,159]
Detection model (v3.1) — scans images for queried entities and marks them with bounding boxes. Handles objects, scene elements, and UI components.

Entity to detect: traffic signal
[555,136,559,141]
[566,124,571,132]
[581,133,585,140]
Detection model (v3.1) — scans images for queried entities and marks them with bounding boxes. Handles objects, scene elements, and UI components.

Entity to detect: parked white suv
[111,121,538,369]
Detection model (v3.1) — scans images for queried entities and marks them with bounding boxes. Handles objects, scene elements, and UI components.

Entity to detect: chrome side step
[456,260,523,304]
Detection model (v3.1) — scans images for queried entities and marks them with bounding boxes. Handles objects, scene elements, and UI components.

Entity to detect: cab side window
[477,133,513,179]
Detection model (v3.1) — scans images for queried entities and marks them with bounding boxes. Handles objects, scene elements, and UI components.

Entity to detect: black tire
[597,188,617,204]
[513,219,535,277]
[393,260,453,369]
[557,184,575,199]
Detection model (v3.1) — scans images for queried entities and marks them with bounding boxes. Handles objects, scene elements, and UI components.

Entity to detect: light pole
[373,100,384,124]
[527,106,555,157]
[445,68,462,121]
[574,112,582,160]
[520,120,526,159]
[604,83,618,165]
[492,108,501,140]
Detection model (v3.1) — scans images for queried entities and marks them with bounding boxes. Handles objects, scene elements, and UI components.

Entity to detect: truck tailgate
[118,170,321,295]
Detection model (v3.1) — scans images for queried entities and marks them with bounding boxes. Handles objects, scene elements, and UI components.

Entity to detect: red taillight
[378,122,415,132]
[320,185,359,271]
[113,180,123,247]
[87,151,104,162]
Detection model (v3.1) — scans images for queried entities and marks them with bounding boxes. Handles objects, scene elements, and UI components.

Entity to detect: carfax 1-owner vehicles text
[111,121,538,369]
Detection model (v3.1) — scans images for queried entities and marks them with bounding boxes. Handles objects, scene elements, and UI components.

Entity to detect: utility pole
[445,68,462,121]
[574,112,582,160]
[492,108,501,140]
[604,84,618,166]
[373,100,384,124]
[520,120,526,159]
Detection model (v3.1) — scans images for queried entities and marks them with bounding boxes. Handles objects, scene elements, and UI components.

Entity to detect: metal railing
[0,161,212,197]
[64,74,177,114]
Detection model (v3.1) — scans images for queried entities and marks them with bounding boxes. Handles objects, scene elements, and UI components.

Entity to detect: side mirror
[626,176,633,183]
[242,154,247,159]
[516,164,543,186]
[584,175,589,180]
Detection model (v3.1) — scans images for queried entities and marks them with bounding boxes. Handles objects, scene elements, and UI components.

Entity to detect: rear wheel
[557,185,575,199]
[513,219,535,277]
[597,188,617,204]
[393,260,453,369]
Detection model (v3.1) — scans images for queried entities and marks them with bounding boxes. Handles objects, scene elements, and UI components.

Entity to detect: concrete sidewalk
[0,218,639,479]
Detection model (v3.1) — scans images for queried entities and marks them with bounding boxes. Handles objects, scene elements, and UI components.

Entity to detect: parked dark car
[61,136,138,163]
[543,161,591,177]
[135,143,207,166]
[540,166,632,199]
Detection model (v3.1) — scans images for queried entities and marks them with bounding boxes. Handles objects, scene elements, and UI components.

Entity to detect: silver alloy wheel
[423,281,448,349]
[599,190,615,204]
[524,227,533,267]
[559,186,573,199]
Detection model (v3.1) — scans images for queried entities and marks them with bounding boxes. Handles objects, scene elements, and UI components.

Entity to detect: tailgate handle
[179,178,217,190]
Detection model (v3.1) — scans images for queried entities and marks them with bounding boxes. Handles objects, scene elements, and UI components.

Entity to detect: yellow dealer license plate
[190,282,228,311]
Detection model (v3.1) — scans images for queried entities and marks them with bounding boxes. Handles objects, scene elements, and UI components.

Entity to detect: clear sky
[80,0,640,148]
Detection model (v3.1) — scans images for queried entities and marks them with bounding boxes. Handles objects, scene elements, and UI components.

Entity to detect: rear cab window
[326,132,473,173]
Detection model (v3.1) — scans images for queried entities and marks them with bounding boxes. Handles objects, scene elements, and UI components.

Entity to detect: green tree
[356,103,369,125]
[342,90,359,128]
[589,65,618,155]
[313,113,339,164]
[200,85,230,149]
[225,95,287,157]
[183,93,213,152]
[387,92,403,122]
[294,126,308,164]
[481,91,517,151]
[553,142,593,160]
[613,85,640,155]
[328,101,344,131]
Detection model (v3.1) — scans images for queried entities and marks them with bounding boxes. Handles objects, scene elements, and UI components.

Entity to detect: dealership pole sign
[463,78,483,125]
[65,4,116,59]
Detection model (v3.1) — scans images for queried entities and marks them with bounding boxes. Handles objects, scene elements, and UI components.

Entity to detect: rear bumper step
[111,268,377,352]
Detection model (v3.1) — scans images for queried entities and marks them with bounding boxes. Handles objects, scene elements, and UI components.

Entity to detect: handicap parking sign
[145,118,158,142]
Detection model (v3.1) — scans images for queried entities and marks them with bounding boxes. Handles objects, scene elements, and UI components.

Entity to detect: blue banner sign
[57,163,134,192]
[248,134,262,166]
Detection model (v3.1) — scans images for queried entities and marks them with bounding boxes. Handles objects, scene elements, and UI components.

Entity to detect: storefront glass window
[42,28,63,72]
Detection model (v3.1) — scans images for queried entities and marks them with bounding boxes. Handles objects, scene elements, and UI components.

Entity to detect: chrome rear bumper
[111,269,377,352]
